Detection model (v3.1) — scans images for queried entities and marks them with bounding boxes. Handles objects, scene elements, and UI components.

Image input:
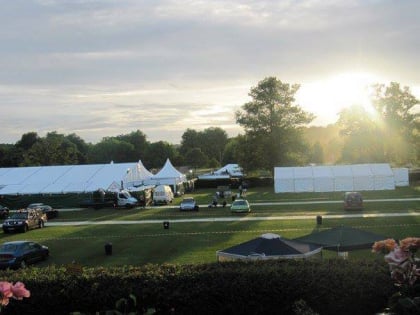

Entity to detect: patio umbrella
[293,226,385,252]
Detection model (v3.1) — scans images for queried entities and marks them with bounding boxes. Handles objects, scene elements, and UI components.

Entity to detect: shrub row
[0,259,394,315]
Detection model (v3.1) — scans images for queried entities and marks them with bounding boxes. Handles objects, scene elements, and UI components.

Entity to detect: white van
[153,185,174,205]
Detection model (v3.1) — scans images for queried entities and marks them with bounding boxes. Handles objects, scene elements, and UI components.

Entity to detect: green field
[1,186,419,267]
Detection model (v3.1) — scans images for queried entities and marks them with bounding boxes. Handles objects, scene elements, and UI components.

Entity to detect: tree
[337,105,386,163]
[22,132,81,165]
[371,82,420,165]
[145,141,178,169]
[116,130,149,162]
[184,148,208,169]
[87,138,135,163]
[235,77,315,171]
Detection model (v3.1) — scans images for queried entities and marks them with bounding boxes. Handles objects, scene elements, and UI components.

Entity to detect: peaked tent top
[293,226,386,252]
[151,158,185,179]
[217,233,322,260]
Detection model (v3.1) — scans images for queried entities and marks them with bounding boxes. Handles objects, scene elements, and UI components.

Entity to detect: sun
[297,72,380,125]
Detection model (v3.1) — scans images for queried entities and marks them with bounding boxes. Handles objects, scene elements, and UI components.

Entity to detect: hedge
[0,259,394,315]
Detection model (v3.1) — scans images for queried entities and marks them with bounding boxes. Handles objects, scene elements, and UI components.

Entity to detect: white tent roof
[0,161,154,195]
[150,159,186,183]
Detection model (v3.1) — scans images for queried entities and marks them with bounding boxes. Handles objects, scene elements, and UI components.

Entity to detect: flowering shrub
[372,237,420,314]
[0,281,30,311]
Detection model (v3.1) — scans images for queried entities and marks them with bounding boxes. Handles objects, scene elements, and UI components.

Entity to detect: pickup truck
[2,209,47,233]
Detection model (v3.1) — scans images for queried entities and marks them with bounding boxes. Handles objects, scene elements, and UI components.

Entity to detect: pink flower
[399,237,420,252]
[11,282,30,300]
[372,239,397,253]
[384,247,410,265]
[0,282,13,299]
[0,281,13,306]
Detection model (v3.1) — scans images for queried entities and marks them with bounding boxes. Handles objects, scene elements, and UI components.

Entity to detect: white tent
[351,164,375,191]
[313,166,334,192]
[371,164,396,190]
[293,166,314,192]
[332,165,354,192]
[0,162,152,195]
[147,159,186,194]
[392,168,409,187]
[123,160,153,187]
[274,164,398,193]
[274,167,295,193]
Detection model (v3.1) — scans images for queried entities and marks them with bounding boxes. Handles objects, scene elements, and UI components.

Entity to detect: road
[46,196,420,226]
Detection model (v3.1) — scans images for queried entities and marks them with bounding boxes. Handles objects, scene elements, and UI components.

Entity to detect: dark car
[28,203,59,219]
[179,197,199,211]
[0,205,9,219]
[344,192,363,210]
[2,209,47,233]
[0,241,49,269]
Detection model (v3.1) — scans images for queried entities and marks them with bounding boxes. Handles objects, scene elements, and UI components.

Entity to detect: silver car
[179,197,199,211]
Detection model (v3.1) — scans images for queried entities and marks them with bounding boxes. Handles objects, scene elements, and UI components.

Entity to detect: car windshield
[182,199,194,203]
[8,213,28,220]
[0,244,19,252]
[234,200,247,206]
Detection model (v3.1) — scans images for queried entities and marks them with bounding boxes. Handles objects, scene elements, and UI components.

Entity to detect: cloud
[0,0,419,144]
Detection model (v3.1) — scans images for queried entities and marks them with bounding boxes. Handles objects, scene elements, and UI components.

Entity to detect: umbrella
[293,226,385,252]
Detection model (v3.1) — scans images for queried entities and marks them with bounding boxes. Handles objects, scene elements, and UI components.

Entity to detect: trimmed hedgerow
[0,259,394,315]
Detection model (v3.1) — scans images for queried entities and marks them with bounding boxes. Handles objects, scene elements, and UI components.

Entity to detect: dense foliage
[0,260,394,315]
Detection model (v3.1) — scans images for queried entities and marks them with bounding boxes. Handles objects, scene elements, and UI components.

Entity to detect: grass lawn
[0,185,418,268]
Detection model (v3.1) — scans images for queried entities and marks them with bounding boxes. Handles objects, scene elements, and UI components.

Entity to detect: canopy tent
[0,161,154,195]
[293,226,386,252]
[198,163,243,180]
[146,159,187,194]
[216,233,322,261]
[123,160,153,187]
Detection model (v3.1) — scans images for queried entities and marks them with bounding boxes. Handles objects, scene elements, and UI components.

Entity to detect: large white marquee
[274,164,408,193]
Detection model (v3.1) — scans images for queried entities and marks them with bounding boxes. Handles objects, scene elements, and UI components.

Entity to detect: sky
[0,0,419,145]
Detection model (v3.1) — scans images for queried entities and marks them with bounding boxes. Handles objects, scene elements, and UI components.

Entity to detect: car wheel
[22,225,28,233]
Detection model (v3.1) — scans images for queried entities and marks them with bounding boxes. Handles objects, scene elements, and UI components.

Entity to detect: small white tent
[147,159,186,194]
[123,160,153,187]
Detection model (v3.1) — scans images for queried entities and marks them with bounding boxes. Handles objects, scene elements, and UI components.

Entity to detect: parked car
[179,197,199,211]
[0,240,49,269]
[2,209,47,233]
[230,199,251,213]
[0,205,9,219]
[344,192,363,210]
[28,203,59,219]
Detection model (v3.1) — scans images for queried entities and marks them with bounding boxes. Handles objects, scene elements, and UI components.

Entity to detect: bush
[0,260,394,315]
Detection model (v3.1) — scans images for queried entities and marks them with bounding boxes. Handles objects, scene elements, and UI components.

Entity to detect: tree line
[0,78,418,173]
